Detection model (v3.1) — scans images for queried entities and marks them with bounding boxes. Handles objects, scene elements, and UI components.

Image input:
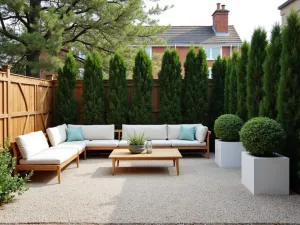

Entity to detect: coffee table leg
[112,158,116,175]
[117,160,119,167]
[173,159,175,167]
[176,158,179,176]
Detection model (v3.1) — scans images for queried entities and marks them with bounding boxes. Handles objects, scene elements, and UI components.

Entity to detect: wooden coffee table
[109,148,182,176]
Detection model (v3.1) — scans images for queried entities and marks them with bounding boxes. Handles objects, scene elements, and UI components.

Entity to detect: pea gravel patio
[1,153,300,224]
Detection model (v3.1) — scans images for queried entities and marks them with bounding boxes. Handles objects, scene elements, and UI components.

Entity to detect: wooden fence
[0,66,53,147]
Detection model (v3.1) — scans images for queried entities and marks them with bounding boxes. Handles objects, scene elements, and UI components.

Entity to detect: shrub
[0,138,32,204]
[240,117,286,156]
[107,53,128,128]
[158,48,182,124]
[55,52,78,125]
[228,51,240,114]
[214,114,243,142]
[224,57,231,113]
[82,51,104,124]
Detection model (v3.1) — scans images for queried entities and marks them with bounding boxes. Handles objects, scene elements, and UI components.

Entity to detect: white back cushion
[16,131,49,159]
[46,124,67,146]
[68,124,114,140]
[195,125,208,142]
[122,124,167,140]
[167,124,202,140]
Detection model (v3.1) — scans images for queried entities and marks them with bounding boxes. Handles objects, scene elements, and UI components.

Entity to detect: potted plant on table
[214,114,245,168]
[240,117,289,195]
[127,131,146,154]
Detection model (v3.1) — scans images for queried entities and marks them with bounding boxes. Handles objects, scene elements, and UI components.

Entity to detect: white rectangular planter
[241,152,289,195]
[215,139,245,168]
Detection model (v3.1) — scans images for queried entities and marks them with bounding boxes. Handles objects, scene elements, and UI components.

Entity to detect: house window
[204,47,221,60]
[208,67,212,79]
[78,68,84,77]
[145,47,152,59]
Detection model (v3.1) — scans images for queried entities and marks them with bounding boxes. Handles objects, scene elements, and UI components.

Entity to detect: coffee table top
[109,148,182,159]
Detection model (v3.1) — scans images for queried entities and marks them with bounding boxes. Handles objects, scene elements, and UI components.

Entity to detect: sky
[152,0,284,42]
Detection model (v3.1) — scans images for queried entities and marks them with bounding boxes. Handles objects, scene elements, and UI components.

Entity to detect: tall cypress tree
[228,51,240,114]
[277,11,300,190]
[183,46,208,124]
[82,51,104,124]
[55,53,77,125]
[237,41,250,121]
[224,57,232,114]
[107,53,128,128]
[246,28,267,119]
[158,48,182,124]
[260,24,282,119]
[129,49,153,124]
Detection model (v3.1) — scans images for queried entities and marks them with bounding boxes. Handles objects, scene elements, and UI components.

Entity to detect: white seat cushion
[167,124,202,140]
[152,140,172,147]
[46,124,67,146]
[118,140,129,147]
[196,126,208,143]
[53,141,88,152]
[68,124,114,140]
[19,148,78,165]
[171,140,206,147]
[16,131,49,159]
[122,124,167,140]
[86,140,119,148]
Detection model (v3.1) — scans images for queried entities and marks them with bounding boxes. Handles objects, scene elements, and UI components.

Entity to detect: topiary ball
[214,114,244,141]
[240,117,286,156]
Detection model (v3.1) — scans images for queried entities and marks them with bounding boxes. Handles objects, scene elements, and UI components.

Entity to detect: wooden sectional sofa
[12,124,211,184]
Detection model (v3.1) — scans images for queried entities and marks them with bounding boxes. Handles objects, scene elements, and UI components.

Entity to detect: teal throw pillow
[179,125,196,141]
[66,127,84,142]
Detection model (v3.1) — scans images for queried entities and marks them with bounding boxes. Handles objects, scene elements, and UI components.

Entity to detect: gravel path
[0,153,300,224]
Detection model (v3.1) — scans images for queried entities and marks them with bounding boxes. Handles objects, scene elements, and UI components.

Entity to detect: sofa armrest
[115,129,122,140]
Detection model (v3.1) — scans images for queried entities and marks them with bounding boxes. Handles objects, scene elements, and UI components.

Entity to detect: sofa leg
[76,155,79,168]
[84,150,87,160]
[57,168,61,184]
[14,168,18,176]
[204,152,210,159]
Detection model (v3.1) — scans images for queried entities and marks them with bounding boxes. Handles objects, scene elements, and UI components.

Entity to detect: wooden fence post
[2,65,12,139]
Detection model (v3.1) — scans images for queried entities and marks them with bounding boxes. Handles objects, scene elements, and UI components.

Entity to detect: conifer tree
[246,28,268,119]
[107,53,128,128]
[82,51,104,124]
[237,41,250,121]
[130,49,153,124]
[224,57,232,114]
[228,51,240,114]
[277,11,300,189]
[55,53,78,125]
[260,24,282,119]
[183,46,208,124]
[158,48,182,124]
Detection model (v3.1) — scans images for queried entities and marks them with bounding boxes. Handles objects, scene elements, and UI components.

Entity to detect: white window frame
[208,67,212,79]
[145,47,152,59]
[204,47,222,60]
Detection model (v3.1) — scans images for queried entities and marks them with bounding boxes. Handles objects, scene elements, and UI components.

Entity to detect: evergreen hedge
[82,51,104,124]
[246,28,267,119]
[277,11,300,189]
[55,52,78,125]
[158,48,182,124]
[224,57,232,114]
[260,24,282,119]
[107,53,128,128]
[228,51,240,114]
[129,49,153,124]
[237,41,250,121]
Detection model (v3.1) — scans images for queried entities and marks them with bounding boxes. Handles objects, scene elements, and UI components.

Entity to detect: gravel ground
[0,153,300,224]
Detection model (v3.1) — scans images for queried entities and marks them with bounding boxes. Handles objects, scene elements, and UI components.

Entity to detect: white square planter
[241,152,290,195]
[215,139,245,168]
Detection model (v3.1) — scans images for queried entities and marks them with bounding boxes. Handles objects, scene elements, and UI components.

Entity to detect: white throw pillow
[68,124,114,140]
[122,124,167,140]
[16,131,49,159]
[46,124,67,146]
[195,125,208,143]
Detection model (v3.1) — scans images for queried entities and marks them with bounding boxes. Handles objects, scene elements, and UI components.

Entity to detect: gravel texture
[0,153,300,224]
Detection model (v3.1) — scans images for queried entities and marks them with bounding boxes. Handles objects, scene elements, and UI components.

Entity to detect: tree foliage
[82,51,104,124]
[158,48,182,124]
[228,51,240,114]
[183,46,208,124]
[246,28,267,119]
[107,53,128,128]
[129,49,153,124]
[260,24,282,119]
[277,11,300,189]
[224,57,232,114]
[55,52,78,125]
[0,0,170,77]
[237,41,250,121]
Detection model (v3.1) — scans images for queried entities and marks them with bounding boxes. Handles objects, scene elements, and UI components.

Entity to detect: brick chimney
[212,3,229,34]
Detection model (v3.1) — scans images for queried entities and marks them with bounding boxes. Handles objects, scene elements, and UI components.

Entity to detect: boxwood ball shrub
[214,114,243,141]
[240,117,286,156]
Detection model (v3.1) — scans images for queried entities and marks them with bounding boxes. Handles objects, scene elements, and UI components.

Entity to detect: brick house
[278,0,300,25]
[148,3,242,78]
